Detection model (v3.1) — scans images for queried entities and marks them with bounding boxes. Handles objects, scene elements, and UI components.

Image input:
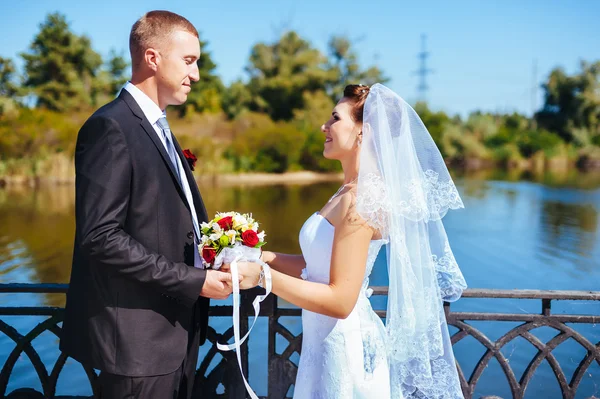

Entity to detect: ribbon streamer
[215,247,272,399]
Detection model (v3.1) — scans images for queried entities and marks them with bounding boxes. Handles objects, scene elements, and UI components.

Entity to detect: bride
[235,83,467,399]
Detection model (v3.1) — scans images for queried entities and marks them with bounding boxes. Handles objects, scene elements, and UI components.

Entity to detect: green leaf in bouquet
[255,241,267,248]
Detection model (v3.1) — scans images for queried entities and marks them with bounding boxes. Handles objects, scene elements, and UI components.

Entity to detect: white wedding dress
[292,212,394,399]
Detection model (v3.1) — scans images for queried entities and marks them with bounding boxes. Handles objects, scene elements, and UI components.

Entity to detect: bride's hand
[220,262,261,290]
[260,250,274,263]
[237,261,262,289]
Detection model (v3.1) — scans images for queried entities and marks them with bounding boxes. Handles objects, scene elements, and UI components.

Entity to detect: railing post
[265,289,278,398]
[542,298,552,316]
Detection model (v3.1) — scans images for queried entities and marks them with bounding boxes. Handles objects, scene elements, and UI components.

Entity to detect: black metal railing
[0,284,598,399]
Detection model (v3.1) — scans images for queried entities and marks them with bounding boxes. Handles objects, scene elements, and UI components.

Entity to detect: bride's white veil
[356,83,467,398]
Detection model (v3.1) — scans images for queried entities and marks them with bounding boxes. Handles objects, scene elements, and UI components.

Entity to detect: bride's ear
[358,123,371,145]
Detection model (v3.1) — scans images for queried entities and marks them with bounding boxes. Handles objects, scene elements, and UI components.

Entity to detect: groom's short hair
[130,10,199,65]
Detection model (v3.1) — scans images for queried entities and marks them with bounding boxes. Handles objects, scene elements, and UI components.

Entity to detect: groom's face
[156,30,200,107]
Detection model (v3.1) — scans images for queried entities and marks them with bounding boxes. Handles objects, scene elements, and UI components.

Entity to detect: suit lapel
[171,136,209,222]
[119,90,189,208]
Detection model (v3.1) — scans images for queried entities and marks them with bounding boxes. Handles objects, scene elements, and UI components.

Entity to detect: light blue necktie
[156,117,200,239]
[156,117,181,185]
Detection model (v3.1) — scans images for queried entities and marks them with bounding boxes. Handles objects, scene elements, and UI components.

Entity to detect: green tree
[293,90,340,172]
[20,12,104,111]
[326,35,388,99]
[245,31,337,121]
[0,57,18,97]
[105,49,129,95]
[465,113,500,141]
[536,60,600,144]
[93,49,129,106]
[222,80,252,120]
[229,123,307,172]
[0,57,20,115]
[293,90,334,130]
[413,102,450,151]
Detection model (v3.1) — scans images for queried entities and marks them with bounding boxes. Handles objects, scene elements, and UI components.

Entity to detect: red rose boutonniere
[183,149,197,171]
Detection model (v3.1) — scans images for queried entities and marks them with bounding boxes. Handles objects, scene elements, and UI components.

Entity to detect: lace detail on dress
[387,303,463,399]
[360,309,388,379]
[356,173,391,238]
[432,241,467,302]
[386,231,464,399]
[357,170,463,232]
[397,170,463,222]
[392,357,463,399]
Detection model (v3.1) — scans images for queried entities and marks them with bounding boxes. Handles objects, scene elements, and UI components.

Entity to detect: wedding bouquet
[199,212,267,269]
[199,212,271,399]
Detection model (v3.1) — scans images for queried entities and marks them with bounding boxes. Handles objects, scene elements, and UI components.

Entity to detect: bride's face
[321,98,362,161]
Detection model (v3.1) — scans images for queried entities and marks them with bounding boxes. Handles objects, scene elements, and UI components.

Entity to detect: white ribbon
[214,245,272,399]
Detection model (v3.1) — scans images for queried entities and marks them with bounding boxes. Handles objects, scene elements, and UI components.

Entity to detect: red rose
[202,247,216,265]
[241,230,259,247]
[183,149,197,171]
[217,216,233,230]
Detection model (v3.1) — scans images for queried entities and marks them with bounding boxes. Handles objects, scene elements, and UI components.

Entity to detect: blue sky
[2,0,599,117]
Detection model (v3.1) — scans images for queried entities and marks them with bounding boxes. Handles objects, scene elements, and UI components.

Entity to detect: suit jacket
[60,89,210,377]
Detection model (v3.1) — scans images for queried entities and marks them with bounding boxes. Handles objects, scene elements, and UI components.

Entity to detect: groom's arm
[75,115,206,308]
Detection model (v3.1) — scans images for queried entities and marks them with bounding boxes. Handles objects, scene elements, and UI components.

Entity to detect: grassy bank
[2,152,600,189]
[2,108,599,188]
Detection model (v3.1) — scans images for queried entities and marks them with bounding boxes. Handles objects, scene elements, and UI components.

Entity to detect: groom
[60,10,234,399]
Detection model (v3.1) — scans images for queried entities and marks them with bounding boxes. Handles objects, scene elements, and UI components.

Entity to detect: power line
[531,58,538,116]
[413,34,434,102]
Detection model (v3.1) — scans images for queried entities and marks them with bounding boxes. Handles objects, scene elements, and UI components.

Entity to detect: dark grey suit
[60,89,210,398]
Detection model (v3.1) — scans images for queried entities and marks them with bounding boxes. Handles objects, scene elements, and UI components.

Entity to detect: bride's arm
[243,193,373,319]
[261,251,305,278]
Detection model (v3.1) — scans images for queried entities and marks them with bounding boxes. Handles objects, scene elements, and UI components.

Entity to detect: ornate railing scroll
[0,284,598,399]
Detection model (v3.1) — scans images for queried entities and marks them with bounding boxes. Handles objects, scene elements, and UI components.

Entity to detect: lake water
[0,169,599,398]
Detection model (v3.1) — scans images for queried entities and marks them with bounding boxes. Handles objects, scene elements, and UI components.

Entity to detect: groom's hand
[200,270,235,299]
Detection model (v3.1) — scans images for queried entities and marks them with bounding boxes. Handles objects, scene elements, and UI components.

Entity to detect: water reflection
[0,186,75,280]
[539,201,599,275]
[199,181,340,253]
[1,170,600,397]
[0,170,599,303]
[452,167,600,189]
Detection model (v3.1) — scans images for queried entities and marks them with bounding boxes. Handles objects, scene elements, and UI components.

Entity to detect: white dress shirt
[122,82,203,268]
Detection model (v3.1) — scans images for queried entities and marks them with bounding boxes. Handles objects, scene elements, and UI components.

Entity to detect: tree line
[0,12,598,180]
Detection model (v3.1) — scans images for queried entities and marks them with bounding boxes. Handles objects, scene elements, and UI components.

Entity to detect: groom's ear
[144,48,160,72]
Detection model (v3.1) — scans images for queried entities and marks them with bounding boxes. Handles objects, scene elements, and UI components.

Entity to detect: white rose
[257,231,266,241]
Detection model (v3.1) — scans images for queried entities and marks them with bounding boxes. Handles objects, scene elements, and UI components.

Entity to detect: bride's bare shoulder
[328,188,382,239]
[328,189,367,228]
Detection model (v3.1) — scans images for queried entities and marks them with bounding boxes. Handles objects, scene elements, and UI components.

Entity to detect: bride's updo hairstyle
[343,84,370,123]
